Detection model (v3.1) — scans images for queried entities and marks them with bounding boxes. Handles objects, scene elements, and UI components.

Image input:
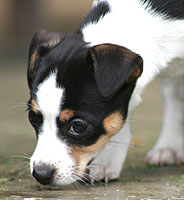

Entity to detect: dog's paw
[85,126,131,184]
[88,163,120,184]
[145,147,184,166]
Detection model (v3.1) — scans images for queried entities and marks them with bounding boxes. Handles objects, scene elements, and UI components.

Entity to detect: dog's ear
[27,29,64,89]
[89,44,143,99]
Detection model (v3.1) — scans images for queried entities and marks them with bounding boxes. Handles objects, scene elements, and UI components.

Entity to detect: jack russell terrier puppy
[27,0,184,186]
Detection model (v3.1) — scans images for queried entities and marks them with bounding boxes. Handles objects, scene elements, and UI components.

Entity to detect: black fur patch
[89,44,143,99]
[78,1,110,31]
[27,34,140,147]
[140,0,184,19]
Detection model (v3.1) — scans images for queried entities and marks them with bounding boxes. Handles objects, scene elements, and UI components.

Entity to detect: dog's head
[27,30,143,186]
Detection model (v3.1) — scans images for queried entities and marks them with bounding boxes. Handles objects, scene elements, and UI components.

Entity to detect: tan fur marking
[60,109,74,123]
[71,135,110,173]
[90,44,143,82]
[31,100,39,114]
[92,43,135,59]
[127,61,143,82]
[71,112,124,172]
[31,50,39,70]
[103,112,124,136]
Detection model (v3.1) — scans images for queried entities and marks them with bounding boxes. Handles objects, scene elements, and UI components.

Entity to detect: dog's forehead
[36,72,64,116]
[33,58,94,119]
[48,35,89,65]
[38,40,90,88]
[32,37,91,102]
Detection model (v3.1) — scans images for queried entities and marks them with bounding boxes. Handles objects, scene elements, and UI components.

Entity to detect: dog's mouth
[31,157,95,187]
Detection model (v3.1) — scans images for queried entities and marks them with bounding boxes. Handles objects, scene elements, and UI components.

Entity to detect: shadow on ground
[0,61,184,199]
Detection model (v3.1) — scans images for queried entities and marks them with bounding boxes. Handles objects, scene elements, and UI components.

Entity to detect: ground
[0,61,184,200]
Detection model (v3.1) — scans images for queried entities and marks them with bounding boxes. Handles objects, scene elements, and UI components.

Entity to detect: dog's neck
[81,0,153,54]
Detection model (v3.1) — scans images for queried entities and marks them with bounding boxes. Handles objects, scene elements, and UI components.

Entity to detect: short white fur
[30,72,76,185]
[36,72,64,117]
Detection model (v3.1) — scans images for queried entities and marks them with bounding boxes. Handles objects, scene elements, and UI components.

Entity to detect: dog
[27,0,184,187]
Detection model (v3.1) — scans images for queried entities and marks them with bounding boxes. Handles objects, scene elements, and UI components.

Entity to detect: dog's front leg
[88,118,132,183]
[146,76,184,165]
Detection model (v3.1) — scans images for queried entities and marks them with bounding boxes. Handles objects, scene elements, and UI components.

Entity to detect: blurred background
[0,0,93,63]
[0,0,162,168]
[0,0,94,156]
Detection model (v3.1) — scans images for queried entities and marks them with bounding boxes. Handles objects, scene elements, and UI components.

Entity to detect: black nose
[32,165,55,185]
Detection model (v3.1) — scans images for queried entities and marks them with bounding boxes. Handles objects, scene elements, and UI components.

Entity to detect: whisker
[69,181,76,190]
[76,166,109,185]
[24,153,31,158]
[5,101,30,110]
[76,174,90,186]
[6,105,27,110]
[108,140,144,150]
[75,165,104,182]
[0,100,32,113]
[23,161,30,164]
[85,165,104,170]
[12,164,31,180]
[19,167,31,176]
[73,173,90,187]
[23,154,32,161]
[70,176,82,190]
[107,142,128,149]
[86,163,105,168]
[5,155,30,160]
[74,170,103,185]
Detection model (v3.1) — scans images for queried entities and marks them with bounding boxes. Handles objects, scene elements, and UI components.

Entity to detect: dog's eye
[28,111,43,129]
[69,119,88,136]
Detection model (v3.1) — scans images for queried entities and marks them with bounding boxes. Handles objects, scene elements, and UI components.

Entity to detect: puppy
[27,0,184,186]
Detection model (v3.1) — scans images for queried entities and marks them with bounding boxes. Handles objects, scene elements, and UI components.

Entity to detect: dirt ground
[1,61,184,200]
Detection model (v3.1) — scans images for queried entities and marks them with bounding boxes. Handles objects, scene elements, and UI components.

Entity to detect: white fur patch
[36,72,64,117]
[30,72,76,185]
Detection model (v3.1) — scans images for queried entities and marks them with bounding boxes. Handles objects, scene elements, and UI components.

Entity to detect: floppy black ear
[89,44,143,98]
[27,29,64,89]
